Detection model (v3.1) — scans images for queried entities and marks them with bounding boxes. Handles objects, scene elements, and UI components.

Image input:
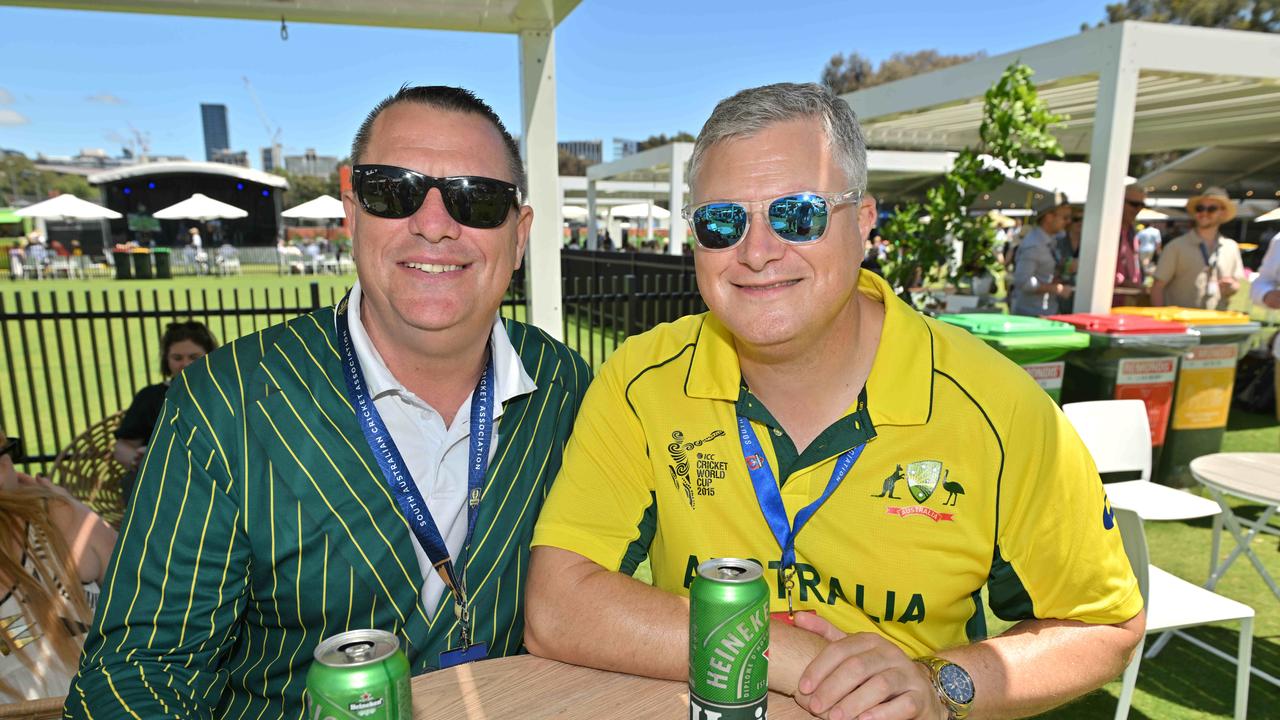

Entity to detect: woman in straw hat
[1151,187,1244,310]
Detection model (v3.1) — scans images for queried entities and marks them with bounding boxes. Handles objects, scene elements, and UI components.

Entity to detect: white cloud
[87,93,125,105]
[0,88,13,105]
[0,109,29,126]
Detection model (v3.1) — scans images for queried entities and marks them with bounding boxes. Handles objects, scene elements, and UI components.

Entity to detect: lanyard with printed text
[736,415,865,617]
[335,298,493,651]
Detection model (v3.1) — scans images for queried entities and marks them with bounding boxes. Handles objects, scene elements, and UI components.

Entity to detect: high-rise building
[559,140,603,165]
[261,144,282,173]
[612,138,640,161]
[284,148,339,178]
[201,103,230,162]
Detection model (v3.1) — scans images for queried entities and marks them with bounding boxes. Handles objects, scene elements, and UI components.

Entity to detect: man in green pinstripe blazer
[66,86,591,719]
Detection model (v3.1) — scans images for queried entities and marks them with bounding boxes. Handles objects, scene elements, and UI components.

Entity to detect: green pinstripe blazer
[66,307,591,719]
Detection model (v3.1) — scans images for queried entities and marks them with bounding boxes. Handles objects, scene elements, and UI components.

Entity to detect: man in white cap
[1150,187,1245,310]
[1010,192,1072,316]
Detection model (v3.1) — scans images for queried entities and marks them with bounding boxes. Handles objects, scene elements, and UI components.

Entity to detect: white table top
[1190,452,1280,505]
[1104,479,1221,520]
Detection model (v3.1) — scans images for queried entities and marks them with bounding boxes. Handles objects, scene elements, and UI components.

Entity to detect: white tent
[561,205,590,220]
[1256,207,1280,223]
[841,20,1280,311]
[153,193,248,221]
[15,193,122,220]
[610,203,671,219]
[281,195,345,220]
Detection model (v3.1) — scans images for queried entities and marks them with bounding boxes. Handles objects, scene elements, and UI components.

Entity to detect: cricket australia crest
[905,460,943,503]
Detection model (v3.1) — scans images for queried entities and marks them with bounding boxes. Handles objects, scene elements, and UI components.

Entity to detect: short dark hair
[160,321,218,377]
[350,85,526,197]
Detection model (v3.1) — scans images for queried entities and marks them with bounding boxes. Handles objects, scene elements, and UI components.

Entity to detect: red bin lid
[1045,312,1189,335]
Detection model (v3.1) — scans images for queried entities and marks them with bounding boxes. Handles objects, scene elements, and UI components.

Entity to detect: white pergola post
[646,202,654,241]
[519,27,563,339]
[668,145,687,255]
[586,179,599,249]
[1076,30,1140,314]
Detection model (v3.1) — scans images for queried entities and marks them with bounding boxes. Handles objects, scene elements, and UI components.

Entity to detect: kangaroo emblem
[873,464,905,499]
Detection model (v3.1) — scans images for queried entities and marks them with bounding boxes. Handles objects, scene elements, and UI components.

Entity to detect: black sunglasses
[352,164,521,228]
[0,436,22,463]
[1193,204,1222,214]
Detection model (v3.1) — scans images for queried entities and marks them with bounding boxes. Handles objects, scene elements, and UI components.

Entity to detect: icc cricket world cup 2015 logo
[668,429,725,509]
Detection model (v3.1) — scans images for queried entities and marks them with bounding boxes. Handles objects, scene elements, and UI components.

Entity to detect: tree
[879,63,1065,308]
[558,148,590,176]
[822,49,986,95]
[273,169,340,209]
[637,132,695,151]
[1099,0,1278,32]
[0,154,99,205]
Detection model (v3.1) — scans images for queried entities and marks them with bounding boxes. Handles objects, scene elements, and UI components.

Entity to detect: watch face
[939,663,975,704]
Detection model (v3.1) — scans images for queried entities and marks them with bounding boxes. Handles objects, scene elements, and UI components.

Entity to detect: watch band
[917,655,973,720]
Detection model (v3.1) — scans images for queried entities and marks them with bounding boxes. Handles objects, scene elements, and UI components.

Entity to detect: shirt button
[773,428,783,437]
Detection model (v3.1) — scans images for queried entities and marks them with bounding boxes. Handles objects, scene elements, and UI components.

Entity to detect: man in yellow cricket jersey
[526,82,1145,720]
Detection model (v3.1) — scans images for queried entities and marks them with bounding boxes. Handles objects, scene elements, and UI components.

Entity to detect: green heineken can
[306,629,412,720]
[689,558,770,720]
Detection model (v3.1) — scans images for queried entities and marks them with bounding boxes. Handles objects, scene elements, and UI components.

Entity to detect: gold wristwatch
[917,655,974,720]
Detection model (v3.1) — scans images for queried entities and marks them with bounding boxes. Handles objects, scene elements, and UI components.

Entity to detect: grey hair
[688,82,867,194]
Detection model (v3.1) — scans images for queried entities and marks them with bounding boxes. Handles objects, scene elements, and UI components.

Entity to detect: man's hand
[792,612,945,720]
[1264,289,1280,310]
[1218,277,1239,297]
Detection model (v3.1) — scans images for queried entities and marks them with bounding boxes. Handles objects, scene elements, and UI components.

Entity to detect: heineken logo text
[704,607,766,690]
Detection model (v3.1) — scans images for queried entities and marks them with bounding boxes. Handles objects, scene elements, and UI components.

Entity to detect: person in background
[1113,184,1147,306]
[1250,237,1280,420]
[112,321,218,502]
[1136,221,1162,276]
[1151,187,1245,310]
[1055,206,1085,314]
[0,427,117,701]
[1010,193,1072,316]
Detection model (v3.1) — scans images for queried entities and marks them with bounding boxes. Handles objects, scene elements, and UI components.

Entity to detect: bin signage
[1115,358,1177,446]
[1171,343,1238,430]
[1022,362,1064,392]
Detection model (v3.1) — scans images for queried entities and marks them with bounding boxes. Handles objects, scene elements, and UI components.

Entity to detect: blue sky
[1,1,1109,167]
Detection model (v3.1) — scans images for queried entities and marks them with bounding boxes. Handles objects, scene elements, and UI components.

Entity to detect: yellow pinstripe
[146,459,194,647]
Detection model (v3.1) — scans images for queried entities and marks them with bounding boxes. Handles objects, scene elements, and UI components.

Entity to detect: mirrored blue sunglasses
[681,189,863,251]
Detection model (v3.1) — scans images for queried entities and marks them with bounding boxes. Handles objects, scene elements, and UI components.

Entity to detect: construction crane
[243,76,282,168]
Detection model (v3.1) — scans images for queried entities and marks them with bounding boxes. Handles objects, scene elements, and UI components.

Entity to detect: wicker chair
[0,697,64,719]
[49,411,128,528]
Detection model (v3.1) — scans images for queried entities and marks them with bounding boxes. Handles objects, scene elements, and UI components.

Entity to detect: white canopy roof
[1137,142,1280,199]
[153,193,249,221]
[14,193,122,220]
[609,202,670,219]
[88,160,289,189]
[840,21,1280,312]
[281,194,346,220]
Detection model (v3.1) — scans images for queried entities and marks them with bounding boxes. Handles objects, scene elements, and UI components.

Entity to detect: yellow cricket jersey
[533,271,1142,657]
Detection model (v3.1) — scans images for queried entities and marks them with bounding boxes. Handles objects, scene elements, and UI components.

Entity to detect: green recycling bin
[153,247,172,279]
[1113,307,1261,486]
[130,249,153,279]
[939,314,1088,403]
[112,248,132,280]
[1048,312,1198,481]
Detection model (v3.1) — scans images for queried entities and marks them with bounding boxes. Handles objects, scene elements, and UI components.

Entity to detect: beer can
[689,558,770,720]
[306,629,412,720]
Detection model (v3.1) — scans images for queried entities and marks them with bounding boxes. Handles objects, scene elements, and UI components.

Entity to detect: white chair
[1113,507,1253,720]
[1062,400,1220,520]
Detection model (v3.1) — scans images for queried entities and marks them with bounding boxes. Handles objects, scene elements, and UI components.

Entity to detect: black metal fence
[1,250,702,470]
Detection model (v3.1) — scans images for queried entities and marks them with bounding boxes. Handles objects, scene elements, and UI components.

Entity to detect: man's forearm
[938,612,1145,719]
[524,546,827,694]
[1150,281,1165,306]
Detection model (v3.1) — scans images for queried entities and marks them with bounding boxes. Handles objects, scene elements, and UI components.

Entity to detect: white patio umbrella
[1254,207,1280,223]
[1136,208,1170,222]
[281,194,345,220]
[609,202,671,219]
[14,193,122,220]
[561,205,589,220]
[153,193,248,221]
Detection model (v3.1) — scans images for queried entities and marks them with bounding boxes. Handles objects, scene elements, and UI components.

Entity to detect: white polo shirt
[346,281,537,615]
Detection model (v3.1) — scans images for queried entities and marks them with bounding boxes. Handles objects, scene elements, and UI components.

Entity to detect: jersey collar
[684,270,932,427]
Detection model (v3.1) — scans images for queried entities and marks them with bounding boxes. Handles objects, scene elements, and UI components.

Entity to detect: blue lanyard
[335,298,494,629]
[736,415,864,608]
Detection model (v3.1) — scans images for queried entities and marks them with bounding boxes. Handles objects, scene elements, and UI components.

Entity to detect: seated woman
[0,428,117,700]
[113,321,219,502]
